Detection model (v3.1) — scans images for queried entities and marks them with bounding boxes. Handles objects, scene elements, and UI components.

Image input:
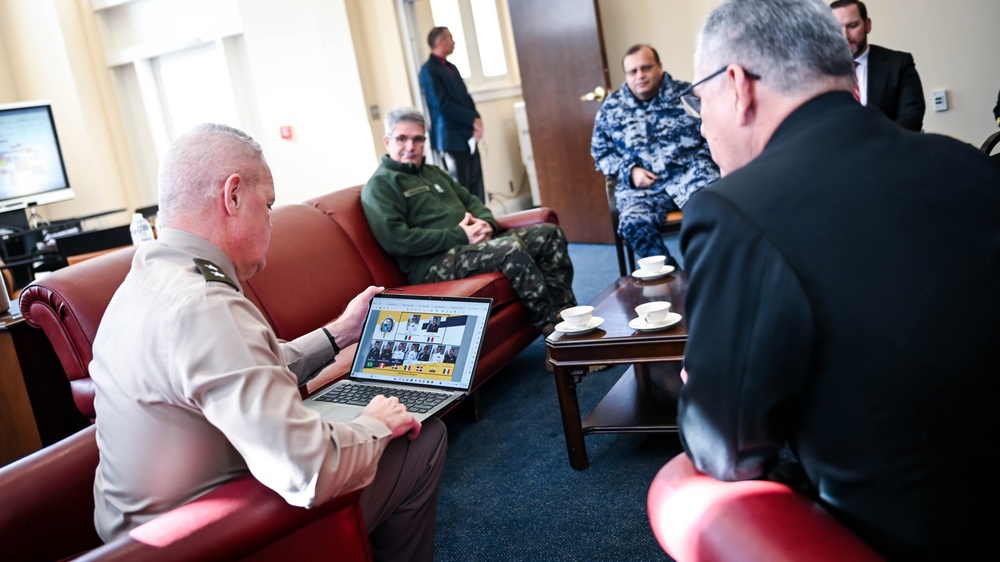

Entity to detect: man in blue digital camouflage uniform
[591,44,719,266]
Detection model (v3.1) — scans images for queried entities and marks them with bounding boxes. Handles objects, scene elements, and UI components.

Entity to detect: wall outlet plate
[932,90,948,112]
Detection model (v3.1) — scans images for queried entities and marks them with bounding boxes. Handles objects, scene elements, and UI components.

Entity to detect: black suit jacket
[678,92,1000,560]
[866,44,925,131]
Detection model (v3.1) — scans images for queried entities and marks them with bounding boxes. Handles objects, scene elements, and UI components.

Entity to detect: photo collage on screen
[362,310,466,382]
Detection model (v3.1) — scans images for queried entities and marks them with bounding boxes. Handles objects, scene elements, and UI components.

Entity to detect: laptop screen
[349,294,492,391]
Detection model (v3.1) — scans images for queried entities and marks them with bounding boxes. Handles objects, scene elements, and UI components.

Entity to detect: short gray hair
[383,107,426,137]
[157,123,265,228]
[696,0,853,95]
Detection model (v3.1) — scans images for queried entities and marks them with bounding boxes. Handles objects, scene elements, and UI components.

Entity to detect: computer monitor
[0,100,74,221]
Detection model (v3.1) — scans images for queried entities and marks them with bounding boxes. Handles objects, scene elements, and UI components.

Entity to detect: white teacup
[560,305,595,327]
[635,301,671,325]
[637,255,666,274]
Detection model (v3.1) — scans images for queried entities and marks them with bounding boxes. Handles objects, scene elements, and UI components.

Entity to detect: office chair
[980,130,1000,166]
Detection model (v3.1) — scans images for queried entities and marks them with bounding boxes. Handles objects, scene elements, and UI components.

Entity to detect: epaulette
[193,258,239,291]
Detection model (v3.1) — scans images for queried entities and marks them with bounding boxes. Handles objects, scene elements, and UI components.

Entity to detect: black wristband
[321,327,340,355]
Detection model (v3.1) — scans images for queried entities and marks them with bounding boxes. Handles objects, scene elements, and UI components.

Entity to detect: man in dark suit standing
[831,0,925,131]
[419,26,486,202]
[677,0,999,559]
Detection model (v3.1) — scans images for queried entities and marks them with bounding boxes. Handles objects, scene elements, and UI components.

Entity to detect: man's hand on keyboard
[361,395,422,440]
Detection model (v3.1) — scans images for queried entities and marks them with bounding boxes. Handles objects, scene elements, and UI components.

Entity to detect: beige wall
[0,18,16,101]
[598,0,713,86]
[238,0,376,203]
[598,0,1000,146]
[0,0,996,224]
[345,0,414,160]
[0,0,134,225]
[1,0,380,221]
[863,0,1000,144]
[350,0,530,213]
[477,0,531,213]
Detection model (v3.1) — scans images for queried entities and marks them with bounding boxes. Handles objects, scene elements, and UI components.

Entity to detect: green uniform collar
[193,258,239,291]
[380,154,426,175]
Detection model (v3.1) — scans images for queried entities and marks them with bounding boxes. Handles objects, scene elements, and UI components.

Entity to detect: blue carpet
[435,243,680,561]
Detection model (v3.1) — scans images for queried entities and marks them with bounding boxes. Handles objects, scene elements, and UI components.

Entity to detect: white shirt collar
[855,45,870,66]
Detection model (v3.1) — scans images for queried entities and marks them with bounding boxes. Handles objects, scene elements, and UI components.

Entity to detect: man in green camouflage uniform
[362,106,575,334]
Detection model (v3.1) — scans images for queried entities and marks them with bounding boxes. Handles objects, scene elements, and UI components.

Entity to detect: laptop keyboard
[315,383,451,414]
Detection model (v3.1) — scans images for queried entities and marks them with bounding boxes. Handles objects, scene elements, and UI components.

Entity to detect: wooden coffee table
[546,271,689,470]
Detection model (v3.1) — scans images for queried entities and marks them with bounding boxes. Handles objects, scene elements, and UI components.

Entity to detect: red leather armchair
[0,424,371,562]
[647,452,884,562]
[13,186,556,560]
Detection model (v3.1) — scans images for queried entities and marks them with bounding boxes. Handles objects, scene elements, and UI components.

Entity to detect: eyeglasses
[392,134,426,145]
[677,66,761,118]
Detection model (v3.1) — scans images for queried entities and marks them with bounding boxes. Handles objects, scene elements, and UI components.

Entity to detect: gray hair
[157,123,265,228]
[383,107,426,137]
[696,0,854,95]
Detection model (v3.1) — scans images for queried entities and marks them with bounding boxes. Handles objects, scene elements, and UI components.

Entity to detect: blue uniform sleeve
[591,95,637,188]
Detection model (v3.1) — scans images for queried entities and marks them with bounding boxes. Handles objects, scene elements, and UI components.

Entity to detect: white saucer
[632,264,676,280]
[555,316,605,334]
[628,313,682,332]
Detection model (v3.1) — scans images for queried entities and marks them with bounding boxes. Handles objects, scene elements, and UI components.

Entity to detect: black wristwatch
[321,327,341,355]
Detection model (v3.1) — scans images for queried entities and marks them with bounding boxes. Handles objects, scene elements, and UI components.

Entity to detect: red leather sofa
[647,452,885,562]
[11,185,555,559]
[20,185,555,422]
[0,424,370,562]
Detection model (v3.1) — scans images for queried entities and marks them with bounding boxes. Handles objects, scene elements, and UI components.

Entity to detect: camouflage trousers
[422,223,576,331]
[618,192,679,262]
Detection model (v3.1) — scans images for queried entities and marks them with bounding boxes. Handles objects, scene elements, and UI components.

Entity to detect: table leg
[552,363,590,470]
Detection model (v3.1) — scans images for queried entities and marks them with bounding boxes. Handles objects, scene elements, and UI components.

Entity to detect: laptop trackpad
[304,401,365,423]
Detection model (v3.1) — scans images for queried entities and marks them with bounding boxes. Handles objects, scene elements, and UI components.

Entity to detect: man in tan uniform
[90,123,446,561]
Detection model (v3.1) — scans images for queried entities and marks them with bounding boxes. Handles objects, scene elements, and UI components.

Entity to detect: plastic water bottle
[130,213,155,245]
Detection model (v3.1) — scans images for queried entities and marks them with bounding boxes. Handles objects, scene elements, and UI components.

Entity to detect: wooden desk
[546,272,689,470]
[66,245,131,266]
[0,312,42,464]
[0,306,88,466]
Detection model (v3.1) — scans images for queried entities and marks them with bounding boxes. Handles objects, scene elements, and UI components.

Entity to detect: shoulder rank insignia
[193,258,239,291]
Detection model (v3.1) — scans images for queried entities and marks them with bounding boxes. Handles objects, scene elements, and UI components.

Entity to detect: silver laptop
[303,293,492,423]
